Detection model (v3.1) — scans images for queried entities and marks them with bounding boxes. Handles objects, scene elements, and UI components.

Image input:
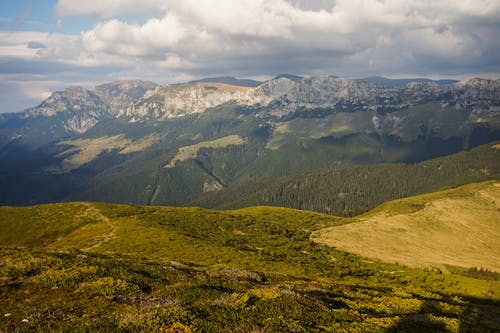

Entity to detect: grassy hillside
[313,181,500,271]
[1,198,499,331]
[193,141,500,216]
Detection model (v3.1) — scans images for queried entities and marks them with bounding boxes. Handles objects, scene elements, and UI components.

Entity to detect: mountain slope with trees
[0,76,499,206]
[193,142,500,216]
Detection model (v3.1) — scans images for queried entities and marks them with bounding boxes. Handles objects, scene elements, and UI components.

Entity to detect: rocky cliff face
[117,76,500,122]
[257,76,380,117]
[25,86,107,117]
[93,80,157,115]
[119,82,269,121]
[15,76,500,126]
[0,81,156,145]
[22,86,110,134]
[2,76,499,145]
[256,76,500,118]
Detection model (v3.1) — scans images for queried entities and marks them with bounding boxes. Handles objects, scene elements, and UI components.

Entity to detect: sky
[0,0,499,113]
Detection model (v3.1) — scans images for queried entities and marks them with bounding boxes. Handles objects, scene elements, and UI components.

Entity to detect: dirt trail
[80,203,117,251]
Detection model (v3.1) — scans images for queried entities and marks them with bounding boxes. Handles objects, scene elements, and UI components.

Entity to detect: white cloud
[82,15,186,57]
[70,0,498,76]
[0,31,82,62]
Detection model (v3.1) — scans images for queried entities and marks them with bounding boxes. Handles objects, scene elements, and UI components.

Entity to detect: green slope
[193,141,500,216]
[1,196,499,332]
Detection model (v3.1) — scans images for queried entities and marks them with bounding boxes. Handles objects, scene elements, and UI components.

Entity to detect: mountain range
[0,75,499,210]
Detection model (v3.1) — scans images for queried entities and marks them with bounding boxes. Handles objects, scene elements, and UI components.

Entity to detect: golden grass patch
[312,182,500,271]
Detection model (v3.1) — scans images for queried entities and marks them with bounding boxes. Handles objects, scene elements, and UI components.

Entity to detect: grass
[58,134,159,170]
[313,181,500,272]
[165,135,246,168]
[267,111,374,149]
[1,248,499,332]
[0,185,499,331]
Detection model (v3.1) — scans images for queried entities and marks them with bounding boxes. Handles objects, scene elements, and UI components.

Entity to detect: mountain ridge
[188,76,262,87]
[5,75,500,122]
[0,75,499,207]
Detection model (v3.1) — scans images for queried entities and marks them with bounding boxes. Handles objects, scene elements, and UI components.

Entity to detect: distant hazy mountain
[0,80,156,146]
[189,76,261,87]
[273,73,304,81]
[0,75,498,207]
[361,76,458,87]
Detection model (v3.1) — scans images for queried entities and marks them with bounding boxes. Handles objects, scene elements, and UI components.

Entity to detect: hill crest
[312,181,500,272]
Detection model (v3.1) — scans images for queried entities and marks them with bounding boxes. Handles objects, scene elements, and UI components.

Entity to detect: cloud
[69,0,499,78]
[0,30,132,113]
[27,41,47,49]
[0,57,75,74]
[0,77,68,113]
[54,0,168,18]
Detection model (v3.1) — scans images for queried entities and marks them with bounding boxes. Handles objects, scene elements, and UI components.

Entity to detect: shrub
[160,322,193,333]
[78,277,140,297]
[0,253,50,279]
[36,266,98,289]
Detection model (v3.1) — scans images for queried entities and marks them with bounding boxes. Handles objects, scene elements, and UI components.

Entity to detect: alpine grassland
[1,186,499,332]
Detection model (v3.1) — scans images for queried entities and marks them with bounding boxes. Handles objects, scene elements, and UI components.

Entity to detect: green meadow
[0,183,499,332]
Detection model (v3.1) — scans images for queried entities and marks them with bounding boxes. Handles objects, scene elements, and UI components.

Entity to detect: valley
[193,141,500,215]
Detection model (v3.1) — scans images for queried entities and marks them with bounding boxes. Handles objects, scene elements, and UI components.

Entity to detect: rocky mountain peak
[93,80,157,114]
[261,75,380,99]
[259,76,299,96]
[456,78,500,90]
[256,76,381,117]
[116,75,500,121]
[19,86,110,135]
[4,75,500,140]
[25,86,106,118]
[43,86,93,105]
[120,81,265,121]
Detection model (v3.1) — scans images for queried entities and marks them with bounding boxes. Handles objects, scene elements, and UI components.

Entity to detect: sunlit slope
[312,181,500,271]
[0,203,337,276]
[1,195,499,331]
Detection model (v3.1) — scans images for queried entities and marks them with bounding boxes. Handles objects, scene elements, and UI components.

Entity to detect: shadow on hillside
[386,295,500,333]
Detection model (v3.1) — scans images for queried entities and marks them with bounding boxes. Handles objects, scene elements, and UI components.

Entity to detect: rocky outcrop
[120,82,270,121]
[2,76,499,145]
[93,80,157,115]
[22,86,110,133]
